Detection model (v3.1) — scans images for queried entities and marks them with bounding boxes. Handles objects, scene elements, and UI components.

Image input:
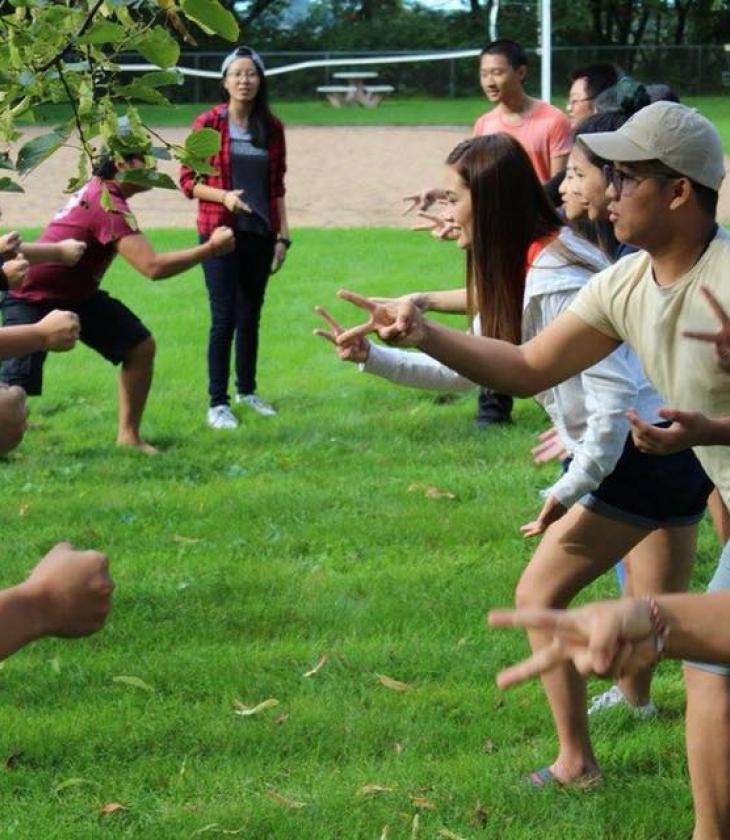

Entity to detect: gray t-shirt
[229,118,270,235]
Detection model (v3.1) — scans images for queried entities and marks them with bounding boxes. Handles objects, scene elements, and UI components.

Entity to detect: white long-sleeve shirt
[360,228,664,509]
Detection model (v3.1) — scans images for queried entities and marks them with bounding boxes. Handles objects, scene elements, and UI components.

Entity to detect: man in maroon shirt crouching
[0,154,234,454]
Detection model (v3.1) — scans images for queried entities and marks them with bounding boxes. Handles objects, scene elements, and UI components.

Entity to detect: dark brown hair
[446,134,565,344]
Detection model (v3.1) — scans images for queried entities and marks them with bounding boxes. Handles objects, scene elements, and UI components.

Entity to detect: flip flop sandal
[525,767,561,787]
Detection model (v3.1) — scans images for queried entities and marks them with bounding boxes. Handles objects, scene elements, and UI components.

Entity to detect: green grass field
[26,95,730,150]
[0,229,723,838]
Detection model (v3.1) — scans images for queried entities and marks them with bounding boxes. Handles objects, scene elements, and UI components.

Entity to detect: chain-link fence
[128,44,730,102]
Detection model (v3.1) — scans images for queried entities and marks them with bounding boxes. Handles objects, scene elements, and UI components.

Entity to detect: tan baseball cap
[581,101,725,191]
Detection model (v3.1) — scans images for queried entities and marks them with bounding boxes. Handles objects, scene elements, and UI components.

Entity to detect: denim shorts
[578,425,712,530]
[684,539,730,676]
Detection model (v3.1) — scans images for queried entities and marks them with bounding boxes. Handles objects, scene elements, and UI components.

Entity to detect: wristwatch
[276,236,291,249]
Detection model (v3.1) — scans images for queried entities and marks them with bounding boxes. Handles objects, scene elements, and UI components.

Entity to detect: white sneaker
[207,404,239,430]
[236,393,277,417]
[588,684,657,718]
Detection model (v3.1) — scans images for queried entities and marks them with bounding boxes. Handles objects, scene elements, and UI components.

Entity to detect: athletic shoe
[236,393,277,417]
[588,684,657,718]
[207,405,239,430]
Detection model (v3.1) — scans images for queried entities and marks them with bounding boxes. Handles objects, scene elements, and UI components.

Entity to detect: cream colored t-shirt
[570,226,730,507]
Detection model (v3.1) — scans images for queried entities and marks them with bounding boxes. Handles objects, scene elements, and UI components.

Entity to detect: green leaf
[115,82,169,105]
[137,70,184,89]
[177,151,218,176]
[181,0,239,42]
[0,178,23,193]
[16,131,66,175]
[116,168,177,191]
[184,127,220,159]
[77,21,127,45]
[0,153,14,171]
[135,26,180,69]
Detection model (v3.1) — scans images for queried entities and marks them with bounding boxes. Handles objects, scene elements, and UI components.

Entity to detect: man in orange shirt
[474,39,572,182]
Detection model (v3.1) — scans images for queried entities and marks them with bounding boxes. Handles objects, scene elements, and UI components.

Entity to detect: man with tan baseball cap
[580,100,725,192]
[334,101,730,834]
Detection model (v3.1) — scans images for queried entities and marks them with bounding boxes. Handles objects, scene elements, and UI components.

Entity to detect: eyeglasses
[227,71,258,81]
[602,165,674,199]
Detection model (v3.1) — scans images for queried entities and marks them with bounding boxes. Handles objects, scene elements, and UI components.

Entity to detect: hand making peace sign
[683,286,730,374]
[333,288,427,348]
[313,305,370,363]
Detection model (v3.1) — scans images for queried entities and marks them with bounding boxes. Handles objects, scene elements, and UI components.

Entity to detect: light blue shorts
[684,540,730,676]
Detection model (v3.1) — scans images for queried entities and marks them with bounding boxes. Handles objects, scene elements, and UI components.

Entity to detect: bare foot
[117,436,159,455]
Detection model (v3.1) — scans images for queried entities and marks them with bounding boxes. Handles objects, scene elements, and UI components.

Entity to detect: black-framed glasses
[602,164,674,199]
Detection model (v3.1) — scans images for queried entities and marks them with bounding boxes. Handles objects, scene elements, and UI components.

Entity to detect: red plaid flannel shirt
[179,104,287,236]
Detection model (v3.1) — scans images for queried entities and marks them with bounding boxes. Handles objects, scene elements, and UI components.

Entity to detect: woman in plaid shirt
[180,46,290,429]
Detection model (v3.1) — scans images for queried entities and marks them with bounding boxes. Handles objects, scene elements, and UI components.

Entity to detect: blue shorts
[685,539,730,676]
[578,425,712,530]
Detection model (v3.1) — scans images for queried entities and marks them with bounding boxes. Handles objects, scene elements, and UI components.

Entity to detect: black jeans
[201,230,275,407]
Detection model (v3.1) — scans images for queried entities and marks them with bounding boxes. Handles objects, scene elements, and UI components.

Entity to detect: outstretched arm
[116,227,234,280]
[488,591,730,689]
[336,290,620,398]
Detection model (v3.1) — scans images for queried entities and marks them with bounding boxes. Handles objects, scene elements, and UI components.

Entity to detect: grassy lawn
[25,95,730,149]
[0,228,722,838]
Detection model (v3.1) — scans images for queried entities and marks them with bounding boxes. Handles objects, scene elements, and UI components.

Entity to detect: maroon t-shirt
[14,178,139,303]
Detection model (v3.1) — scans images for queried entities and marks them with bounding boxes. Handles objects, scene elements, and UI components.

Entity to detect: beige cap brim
[580,132,655,163]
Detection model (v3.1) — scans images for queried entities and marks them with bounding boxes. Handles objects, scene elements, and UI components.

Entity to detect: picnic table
[317,71,395,108]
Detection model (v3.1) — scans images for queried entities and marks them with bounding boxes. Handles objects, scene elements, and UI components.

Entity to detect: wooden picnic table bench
[317,72,394,107]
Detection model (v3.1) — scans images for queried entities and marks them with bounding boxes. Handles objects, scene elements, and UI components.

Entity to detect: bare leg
[708,488,730,546]
[0,385,28,455]
[684,666,730,839]
[515,504,653,784]
[618,525,697,705]
[116,336,157,455]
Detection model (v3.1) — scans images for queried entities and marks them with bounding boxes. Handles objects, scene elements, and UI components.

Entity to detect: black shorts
[0,291,151,395]
[579,424,713,529]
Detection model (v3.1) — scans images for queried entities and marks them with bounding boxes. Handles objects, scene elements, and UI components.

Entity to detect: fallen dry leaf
[424,485,457,500]
[112,676,154,692]
[99,802,127,816]
[379,827,390,840]
[437,830,467,840]
[265,789,307,809]
[377,674,413,692]
[482,739,496,754]
[274,714,289,725]
[411,813,420,839]
[173,535,201,544]
[410,796,435,810]
[233,698,279,717]
[18,503,29,517]
[357,784,394,797]
[302,654,328,678]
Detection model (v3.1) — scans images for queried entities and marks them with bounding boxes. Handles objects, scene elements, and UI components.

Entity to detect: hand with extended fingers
[334,288,427,349]
[683,286,730,374]
[488,597,659,689]
[401,187,447,216]
[627,406,711,455]
[520,494,568,538]
[313,305,370,363]
[411,211,460,241]
[531,426,569,465]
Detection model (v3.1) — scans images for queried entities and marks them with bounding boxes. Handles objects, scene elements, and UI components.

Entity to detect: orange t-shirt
[472,100,572,183]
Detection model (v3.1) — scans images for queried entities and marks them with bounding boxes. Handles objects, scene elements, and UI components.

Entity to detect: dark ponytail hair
[221,47,276,149]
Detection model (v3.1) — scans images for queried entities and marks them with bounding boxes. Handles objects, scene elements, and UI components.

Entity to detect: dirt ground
[2,126,729,229]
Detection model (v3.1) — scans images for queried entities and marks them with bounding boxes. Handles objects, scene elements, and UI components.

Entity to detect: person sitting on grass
[332,102,729,839]
[0,144,234,455]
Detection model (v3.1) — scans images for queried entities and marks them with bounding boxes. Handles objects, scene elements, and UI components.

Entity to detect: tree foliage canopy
[0,0,241,193]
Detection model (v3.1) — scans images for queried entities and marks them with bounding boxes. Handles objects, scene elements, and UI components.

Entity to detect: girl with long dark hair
[180,46,289,429]
[323,133,711,786]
